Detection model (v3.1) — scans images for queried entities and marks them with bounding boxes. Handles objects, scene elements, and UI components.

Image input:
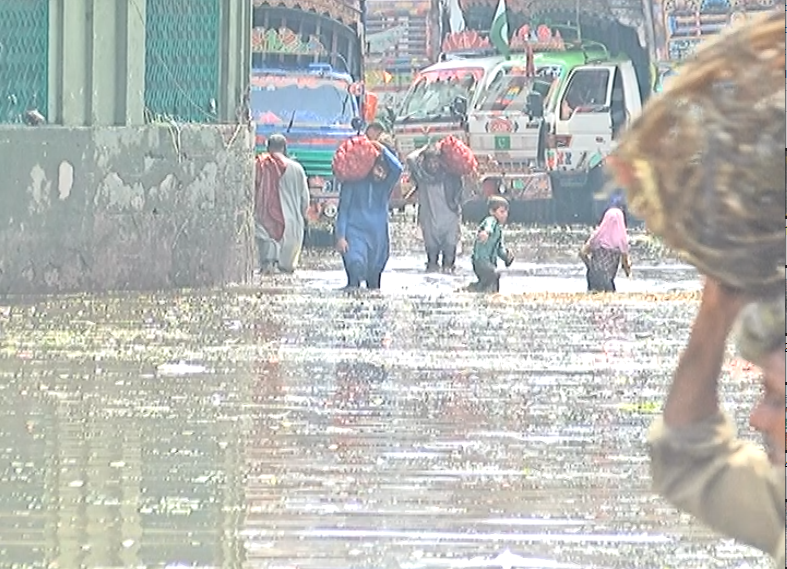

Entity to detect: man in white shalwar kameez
[254,134,310,274]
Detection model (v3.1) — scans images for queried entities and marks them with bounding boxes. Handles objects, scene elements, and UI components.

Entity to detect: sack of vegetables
[438,135,478,177]
[332,136,381,182]
[606,11,785,297]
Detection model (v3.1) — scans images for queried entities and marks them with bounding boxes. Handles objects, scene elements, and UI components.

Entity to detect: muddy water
[0,224,771,569]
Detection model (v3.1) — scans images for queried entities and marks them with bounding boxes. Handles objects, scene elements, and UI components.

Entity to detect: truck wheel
[510,199,553,225]
[535,122,548,170]
[550,171,595,226]
[304,226,335,249]
[581,166,606,225]
[461,200,488,224]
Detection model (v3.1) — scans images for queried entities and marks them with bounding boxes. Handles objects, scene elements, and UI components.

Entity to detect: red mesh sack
[332,136,380,182]
[438,135,478,176]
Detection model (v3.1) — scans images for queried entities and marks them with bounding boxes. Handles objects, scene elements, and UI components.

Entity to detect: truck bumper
[462,171,554,224]
[304,178,340,248]
[548,167,642,226]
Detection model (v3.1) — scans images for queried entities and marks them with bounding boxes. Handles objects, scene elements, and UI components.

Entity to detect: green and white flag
[489,0,510,57]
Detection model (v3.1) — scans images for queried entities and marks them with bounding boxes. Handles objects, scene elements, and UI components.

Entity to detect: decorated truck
[393,25,637,224]
[462,23,647,224]
[396,0,778,225]
[392,30,507,205]
[250,0,375,244]
[464,25,613,222]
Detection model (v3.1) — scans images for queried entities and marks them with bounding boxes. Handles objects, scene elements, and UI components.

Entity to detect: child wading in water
[468,196,514,292]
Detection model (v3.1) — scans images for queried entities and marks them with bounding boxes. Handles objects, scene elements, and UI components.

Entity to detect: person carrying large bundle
[406,137,472,273]
[606,12,785,566]
[332,135,403,290]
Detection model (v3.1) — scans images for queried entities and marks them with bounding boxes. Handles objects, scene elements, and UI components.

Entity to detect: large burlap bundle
[606,11,785,296]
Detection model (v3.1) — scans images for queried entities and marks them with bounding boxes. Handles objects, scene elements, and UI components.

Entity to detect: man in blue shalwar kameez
[334,141,403,290]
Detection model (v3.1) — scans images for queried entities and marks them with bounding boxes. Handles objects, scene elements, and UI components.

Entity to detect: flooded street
[0,222,771,569]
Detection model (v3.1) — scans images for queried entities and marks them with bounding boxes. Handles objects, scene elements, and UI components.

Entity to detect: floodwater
[0,223,771,569]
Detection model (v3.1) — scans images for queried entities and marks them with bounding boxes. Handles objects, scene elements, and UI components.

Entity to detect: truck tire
[550,175,589,225]
[510,199,554,225]
[303,226,335,249]
[461,200,488,224]
[535,121,548,170]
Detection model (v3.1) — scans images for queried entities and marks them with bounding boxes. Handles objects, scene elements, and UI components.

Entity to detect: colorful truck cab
[464,27,611,220]
[250,1,369,243]
[250,65,364,230]
[542,55,643,223]
[391,31,507,205]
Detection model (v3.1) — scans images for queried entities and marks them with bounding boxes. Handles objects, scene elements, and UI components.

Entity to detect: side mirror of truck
[351,117,363,132]
[526,92,544,118]
[451,96,467,118]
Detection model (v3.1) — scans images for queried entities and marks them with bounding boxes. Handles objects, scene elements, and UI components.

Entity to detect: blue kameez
[334,147,403,288]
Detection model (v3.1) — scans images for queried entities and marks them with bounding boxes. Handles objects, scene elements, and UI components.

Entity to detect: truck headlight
[323,203,338,218]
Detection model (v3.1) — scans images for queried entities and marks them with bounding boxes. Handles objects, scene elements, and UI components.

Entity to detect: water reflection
[0,275,772,569]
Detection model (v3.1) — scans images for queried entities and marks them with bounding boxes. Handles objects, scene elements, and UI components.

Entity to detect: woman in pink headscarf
[579,206,632,292]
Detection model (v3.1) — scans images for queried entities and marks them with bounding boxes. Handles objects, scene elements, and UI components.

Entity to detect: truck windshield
[398,67,484,121]
[474,66,560,112]
[250,76,355,126]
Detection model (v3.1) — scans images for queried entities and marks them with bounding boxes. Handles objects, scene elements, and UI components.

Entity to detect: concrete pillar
[48,0,145,126]
[219,0,252,122]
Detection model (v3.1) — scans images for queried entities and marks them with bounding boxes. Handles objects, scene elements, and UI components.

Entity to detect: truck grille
[289,151,334,179]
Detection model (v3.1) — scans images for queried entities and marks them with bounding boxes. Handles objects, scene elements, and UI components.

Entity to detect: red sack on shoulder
[332,136,380,182]
[438,135,478,177]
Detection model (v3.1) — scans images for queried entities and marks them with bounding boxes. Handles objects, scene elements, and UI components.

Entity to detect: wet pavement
[0,222,771,569]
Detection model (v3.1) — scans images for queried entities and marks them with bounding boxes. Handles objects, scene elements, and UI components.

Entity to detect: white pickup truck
[543,57,644,224]
[461,25,648,224]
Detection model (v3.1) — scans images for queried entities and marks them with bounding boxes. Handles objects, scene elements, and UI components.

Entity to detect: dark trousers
[426,247,457,271]
[342,256,382,290]
[471,259,500,293]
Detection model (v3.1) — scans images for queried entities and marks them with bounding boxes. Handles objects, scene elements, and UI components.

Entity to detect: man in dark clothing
[469,196,514,292]
[406,143,463,272]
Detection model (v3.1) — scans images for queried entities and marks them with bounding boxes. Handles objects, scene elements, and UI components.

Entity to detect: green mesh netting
[144,0,221,123]
[0,0,48,124]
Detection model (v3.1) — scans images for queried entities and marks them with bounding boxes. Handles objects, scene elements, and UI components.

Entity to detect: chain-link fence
[143,0,222,123]
[0,0,48,125]
[0,0,225,126]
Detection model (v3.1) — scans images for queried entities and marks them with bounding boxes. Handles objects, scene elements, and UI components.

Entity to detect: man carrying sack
[647,284,784,566]
[605,11,785,566]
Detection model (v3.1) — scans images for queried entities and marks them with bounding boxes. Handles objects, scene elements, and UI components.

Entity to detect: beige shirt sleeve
[647,411,784,559]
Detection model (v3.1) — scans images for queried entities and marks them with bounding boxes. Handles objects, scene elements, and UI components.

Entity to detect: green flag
[489,0,510,57]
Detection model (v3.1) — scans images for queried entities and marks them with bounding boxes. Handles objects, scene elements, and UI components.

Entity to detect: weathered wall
[0,124,255,296]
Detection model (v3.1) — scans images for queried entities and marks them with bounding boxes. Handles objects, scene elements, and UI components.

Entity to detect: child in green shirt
[469,196,514,292]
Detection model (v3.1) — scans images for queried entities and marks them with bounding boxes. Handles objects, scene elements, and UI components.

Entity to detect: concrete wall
[0,124,255,295]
